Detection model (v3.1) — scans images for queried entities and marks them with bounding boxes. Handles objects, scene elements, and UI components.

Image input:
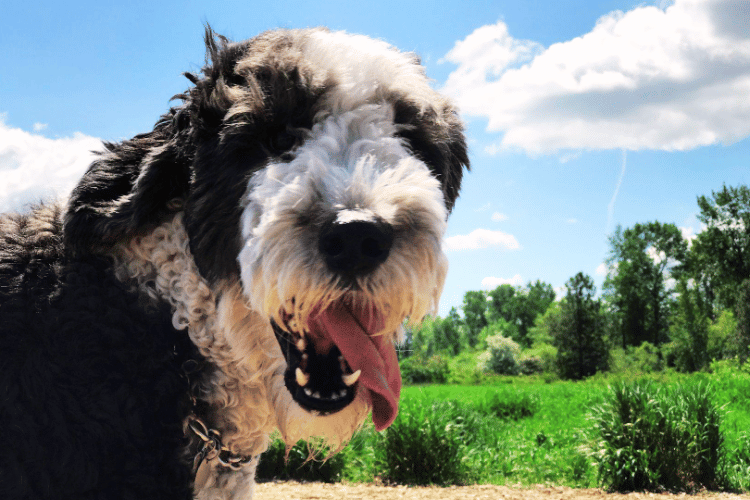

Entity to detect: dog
[0,27,468,499]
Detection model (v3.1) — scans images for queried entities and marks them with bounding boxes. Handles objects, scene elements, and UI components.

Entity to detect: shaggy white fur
[239,103,448,336]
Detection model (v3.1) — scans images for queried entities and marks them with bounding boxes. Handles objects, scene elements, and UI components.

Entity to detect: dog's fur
[0,28,468,499]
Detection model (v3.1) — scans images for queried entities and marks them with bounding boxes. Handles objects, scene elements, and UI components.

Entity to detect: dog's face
[64,28,468,435]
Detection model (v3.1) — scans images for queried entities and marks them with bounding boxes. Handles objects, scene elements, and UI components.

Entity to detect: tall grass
[592,380,722,492]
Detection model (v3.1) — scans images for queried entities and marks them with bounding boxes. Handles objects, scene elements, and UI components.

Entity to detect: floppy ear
[63,118,192,256]
[63,26,237,257]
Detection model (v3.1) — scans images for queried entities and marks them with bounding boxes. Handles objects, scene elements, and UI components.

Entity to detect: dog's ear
[63,27,243,257]
[394,100,470,213]
[63,117,192,256]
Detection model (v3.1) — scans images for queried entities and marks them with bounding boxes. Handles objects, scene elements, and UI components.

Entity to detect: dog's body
[0,28,467,499]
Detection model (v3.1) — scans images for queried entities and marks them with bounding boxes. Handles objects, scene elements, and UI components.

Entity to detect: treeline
[402,184,750,381]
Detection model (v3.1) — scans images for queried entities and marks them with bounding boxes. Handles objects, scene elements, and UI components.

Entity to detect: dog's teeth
[342,369,361,386]
[339,389,348,398]
[312,391,321,399]
[304,388,313,397]
[295,367,310,387]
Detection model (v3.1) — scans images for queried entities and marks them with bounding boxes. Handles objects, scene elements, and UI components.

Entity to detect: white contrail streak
[607,150,627,233]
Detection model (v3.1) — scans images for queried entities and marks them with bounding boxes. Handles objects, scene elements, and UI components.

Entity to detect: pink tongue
[309,301,401,431]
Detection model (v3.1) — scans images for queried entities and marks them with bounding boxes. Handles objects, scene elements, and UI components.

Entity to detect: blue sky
[2,0,749,316]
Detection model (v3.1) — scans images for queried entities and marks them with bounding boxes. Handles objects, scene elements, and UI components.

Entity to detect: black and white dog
[0,28,468,499]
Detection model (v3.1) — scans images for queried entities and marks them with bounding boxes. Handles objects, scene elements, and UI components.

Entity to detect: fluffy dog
[0,27,468,499]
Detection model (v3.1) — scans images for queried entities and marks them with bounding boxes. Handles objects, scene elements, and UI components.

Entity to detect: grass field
[258,364,750,491]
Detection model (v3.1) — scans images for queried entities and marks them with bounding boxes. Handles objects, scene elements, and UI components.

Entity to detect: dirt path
[255,482,750,500]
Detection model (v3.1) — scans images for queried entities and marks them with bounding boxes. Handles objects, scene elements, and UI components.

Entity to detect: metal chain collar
[187,416,254,474]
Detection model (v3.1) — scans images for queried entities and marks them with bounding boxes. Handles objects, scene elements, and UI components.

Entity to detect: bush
[477,390,540,420]
[400,354,449,384]
[519,355,544,375]
[610,342,663,374]
[376,399,480,485]
[523,343,557,374]
[478,334,521,375]
[256,438,348,482]
[592,380,722,492]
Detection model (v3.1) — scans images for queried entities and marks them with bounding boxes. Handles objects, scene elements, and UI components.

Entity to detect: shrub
[519,355,544,375]
[523,343,558,374]
[400,354,449,384]
[610,342,662,374]
[256,438,348,482]
[592,380,722,492]
[478,334,521,375]
[376,399,480,485]
[477,390,540,420]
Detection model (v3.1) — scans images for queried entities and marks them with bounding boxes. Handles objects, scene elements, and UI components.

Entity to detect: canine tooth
[304,388,313,397]
[295,367,310,387]
[312,391,321,399]
[339,389,348,398]
[342,369,361,386]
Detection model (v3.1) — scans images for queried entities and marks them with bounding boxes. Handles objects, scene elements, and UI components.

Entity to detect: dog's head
[64,28,468,434]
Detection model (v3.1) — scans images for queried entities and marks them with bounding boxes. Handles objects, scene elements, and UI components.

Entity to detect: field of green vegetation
[258,361,750,493]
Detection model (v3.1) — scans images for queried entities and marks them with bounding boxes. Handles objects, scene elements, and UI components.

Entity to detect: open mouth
[272,298,402,431]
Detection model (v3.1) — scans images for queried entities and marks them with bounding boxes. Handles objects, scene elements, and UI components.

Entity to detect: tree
[485,284,516,325]
[604,222,688,348]
[432,308,463,356]
[485,281,555,347]
[666,278,709,372]
[691,184,750,311]
[553,272,608,380]
[462,290,488,348]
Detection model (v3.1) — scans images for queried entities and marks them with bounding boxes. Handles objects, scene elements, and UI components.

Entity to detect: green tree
[666,278,709,372]
[485,284,516,325]
[691,184,750,311]
[432,307,463,356]
[604,222,688,348]
[462,290,488,348]
[485,281,555,347]
[552,272,608,380]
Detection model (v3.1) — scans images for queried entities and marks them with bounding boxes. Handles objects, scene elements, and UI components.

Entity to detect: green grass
[258,368,750,491]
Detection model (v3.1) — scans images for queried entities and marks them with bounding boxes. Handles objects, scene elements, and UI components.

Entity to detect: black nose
[319,216,393,276]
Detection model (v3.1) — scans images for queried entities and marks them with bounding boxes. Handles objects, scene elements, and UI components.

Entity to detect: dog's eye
[269,130,300,155]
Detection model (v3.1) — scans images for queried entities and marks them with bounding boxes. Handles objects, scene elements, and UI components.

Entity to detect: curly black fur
[0,205,196,500]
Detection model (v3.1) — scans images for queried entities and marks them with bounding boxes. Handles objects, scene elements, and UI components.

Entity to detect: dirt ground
[255,482,750,500]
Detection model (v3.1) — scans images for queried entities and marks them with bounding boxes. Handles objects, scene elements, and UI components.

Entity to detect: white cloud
[567,218,578,224]
[481,274,523,289]
[444,228,521,251]
[491,211,508,222]
[595,262,608,276]
[443,0,750,154]
[33,123,48,132]
[679,225,699,247]
[0,117,103,212]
